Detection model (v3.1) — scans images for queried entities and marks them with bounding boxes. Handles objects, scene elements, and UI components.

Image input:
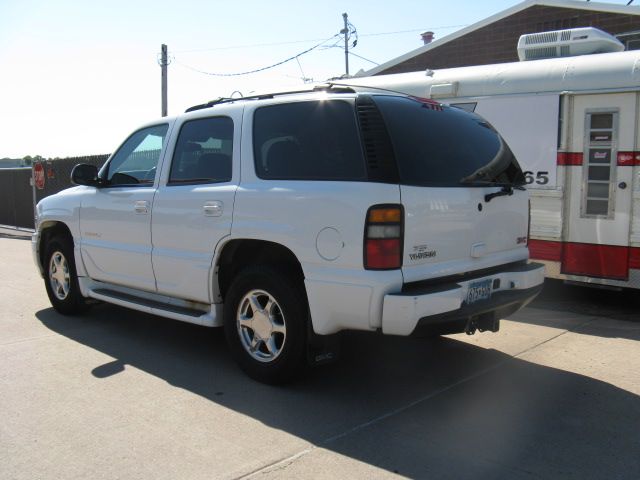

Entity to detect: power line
[359,24,467,37]
[171,37,332,54]
[169,24,469,54]
[169,21,470,79]
[173,34,339,77]
[348,51,379,66]
[321,45,379,65]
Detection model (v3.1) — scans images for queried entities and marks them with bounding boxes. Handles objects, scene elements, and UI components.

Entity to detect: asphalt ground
[1,234,639,479]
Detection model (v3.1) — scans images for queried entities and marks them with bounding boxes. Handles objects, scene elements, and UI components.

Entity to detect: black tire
[223,266,307,384]
[43,235,88,315]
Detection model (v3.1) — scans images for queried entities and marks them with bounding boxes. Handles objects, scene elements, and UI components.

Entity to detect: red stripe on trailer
[617,151,640,166]
[557,152,583,165]
[561,242,629,280]
[558,151,640,166]
[630,248,640,270]
[530,240,640,273]
[529,239,562,261]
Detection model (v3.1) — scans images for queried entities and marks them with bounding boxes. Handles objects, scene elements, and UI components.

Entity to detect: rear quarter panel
[233,103,403,333]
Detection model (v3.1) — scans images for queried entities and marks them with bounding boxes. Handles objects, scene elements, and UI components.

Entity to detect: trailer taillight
[364,205,403,270]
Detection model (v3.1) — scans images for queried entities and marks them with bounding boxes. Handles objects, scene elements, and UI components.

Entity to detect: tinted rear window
[373,95,525,187]
[253,100,366,181]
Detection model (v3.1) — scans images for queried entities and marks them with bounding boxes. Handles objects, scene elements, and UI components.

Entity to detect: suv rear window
[373,95,525,187]
[253,100,366,181]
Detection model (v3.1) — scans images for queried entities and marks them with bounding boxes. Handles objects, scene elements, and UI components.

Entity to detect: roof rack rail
[184,84,356,113]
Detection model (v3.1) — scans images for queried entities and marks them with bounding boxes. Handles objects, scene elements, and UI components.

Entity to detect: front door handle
[134,200,149,214]
[203,201,223,217]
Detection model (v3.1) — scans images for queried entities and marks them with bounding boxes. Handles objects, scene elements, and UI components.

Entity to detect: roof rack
[184,84,356,113]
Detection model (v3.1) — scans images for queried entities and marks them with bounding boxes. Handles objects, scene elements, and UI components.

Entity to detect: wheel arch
[214,239,306,302]
[38,221,74,273]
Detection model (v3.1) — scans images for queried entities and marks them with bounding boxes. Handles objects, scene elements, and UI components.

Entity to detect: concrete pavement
[1,235,638,479]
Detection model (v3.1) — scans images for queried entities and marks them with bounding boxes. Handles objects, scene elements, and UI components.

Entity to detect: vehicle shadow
[530,279,640,321]
[510,279,640,342]
[36,305,640,479]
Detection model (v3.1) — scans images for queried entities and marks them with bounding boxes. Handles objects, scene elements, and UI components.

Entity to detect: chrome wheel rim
[49,251,71,301]
[236,289,286,363]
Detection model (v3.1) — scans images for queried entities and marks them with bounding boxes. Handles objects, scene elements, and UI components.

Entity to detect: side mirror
[71,164,100,187]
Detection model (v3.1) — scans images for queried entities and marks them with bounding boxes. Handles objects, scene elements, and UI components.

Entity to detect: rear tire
[223,266,307,384]
[43,235,88,315]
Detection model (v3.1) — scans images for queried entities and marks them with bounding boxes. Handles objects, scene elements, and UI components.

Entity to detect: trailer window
[451,102,477,113]
[582,112,617,218]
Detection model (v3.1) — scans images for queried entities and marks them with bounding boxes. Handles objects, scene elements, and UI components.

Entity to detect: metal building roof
[358,0,640,77]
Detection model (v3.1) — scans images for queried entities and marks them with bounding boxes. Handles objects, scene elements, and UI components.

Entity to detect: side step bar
[78,278,223,327]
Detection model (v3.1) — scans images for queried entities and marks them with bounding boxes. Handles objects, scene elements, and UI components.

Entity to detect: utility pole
[341,13,349,77]
[160,44,168,117]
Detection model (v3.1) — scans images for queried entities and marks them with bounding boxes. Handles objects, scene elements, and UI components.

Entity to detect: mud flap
[306,323,341,366]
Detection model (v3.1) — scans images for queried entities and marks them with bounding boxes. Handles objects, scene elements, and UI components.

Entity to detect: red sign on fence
[33,163,45,190]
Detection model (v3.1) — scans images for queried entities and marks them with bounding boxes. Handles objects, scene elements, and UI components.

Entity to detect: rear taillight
[364,205,403,270]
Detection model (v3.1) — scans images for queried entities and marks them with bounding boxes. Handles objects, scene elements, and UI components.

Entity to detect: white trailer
[348,41,640,289]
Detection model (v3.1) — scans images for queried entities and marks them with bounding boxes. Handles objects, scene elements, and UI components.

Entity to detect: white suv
[33,87,544,383]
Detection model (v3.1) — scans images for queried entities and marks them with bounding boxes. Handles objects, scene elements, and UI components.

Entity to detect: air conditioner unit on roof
[517,27,624,61]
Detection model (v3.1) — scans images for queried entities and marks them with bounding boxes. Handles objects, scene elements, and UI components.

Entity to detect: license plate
[466,279,492,305]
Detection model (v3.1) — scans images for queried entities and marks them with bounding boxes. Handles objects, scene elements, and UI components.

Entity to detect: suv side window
[169,117,234,185]
[105,124,169,186]
[253,100,366,181]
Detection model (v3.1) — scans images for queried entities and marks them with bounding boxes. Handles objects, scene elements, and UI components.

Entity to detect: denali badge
[410,244,437,261]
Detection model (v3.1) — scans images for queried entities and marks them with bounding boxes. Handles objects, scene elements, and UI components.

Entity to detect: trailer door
[563,93,635,280]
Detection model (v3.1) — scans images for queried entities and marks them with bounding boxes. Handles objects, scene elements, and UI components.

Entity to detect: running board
[78,278,223,327]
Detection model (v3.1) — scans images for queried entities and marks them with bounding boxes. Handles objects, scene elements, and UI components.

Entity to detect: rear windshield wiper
[484,184,526,202]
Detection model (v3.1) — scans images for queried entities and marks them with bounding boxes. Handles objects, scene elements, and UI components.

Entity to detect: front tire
[43,235,88,315]
[224,266,307,384]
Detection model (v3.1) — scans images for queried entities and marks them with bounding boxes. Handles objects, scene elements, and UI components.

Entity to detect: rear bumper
[381,262,545,335]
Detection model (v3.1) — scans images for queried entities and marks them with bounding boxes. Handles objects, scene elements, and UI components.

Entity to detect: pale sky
[0,0,630,158]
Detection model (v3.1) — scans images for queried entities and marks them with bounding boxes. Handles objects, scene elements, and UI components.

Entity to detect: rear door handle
[134,200,149,214]
[203,201,223,217]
